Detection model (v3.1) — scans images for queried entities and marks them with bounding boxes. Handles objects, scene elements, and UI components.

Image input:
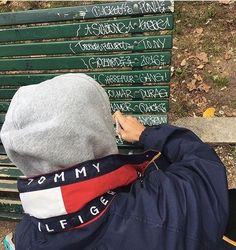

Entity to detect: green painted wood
[0,180,18,192]
[0,15,174,43]
[0,86,169,101]
[0,198,23,215]
[0,89,16,99]
[135,114,167,126]
[0,52,171,71]
[0,167,23,179]
[106,86,170,100]
[0,144,6,154]
[0,158,13,166]
[111,100,169,114]
[0,114,5,123]
[0,100,169,114]
[0,35,173,57]
[0,70,171,86]
[0,1,173,26]
[0,211,22,220]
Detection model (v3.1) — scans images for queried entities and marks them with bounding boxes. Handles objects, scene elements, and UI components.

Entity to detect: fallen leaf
[198,83,211,92]
[195,28,203,35]
[194,96,207,107]
[203,107,215,118]
[224,52,232,60]
[196,52,209,63]
[197,64,205,69]
[194,74,203,82]
[187,79,197,91]
[180,59,187,66]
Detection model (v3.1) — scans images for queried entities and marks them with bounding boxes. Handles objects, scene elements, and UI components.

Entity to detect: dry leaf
[197,64,205,69]
[198,83,211,93]
[203,108,215,118]
[194,74,203,82]
[196,52,209,63]
[187,79,197,91]
[195,28,203,35]
[180,59,187,66]
[194,96,207,107]
[224,52,232,60]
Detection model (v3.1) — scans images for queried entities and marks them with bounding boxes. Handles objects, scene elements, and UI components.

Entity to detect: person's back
[1,74,229,250]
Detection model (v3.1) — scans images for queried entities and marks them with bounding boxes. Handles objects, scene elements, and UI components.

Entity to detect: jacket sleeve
[139,124,229,246]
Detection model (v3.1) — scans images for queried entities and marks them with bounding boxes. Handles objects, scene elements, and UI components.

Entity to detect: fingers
[113,111,126,128]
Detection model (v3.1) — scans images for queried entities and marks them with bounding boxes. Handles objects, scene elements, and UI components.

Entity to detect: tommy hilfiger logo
[33,191,115,233]
[27,163,101,186]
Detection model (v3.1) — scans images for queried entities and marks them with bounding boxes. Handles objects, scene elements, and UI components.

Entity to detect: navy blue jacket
[15,125,229,250]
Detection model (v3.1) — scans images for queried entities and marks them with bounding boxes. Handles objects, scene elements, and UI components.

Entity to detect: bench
[0,1,174,220]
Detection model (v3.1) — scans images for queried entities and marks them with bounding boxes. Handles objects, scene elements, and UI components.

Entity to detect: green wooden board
[0,158,13,166]
[0,15,174,43]
[0,89,17,99]
[0,86,169,100]
[111,100,169,114]
[0,70,171,86]
[0,211,22,220]
[0,167,23,179]
[0,100,169,114]
[0,180,18,192]
[0,144,6,154]
[0,198,23,214]
[0,1,173,26]
[0,52,171,71]
[0,35,172,57]
[105,86,170,100]
[0,114,5,123]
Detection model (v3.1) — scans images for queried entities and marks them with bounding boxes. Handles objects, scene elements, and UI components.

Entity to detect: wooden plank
[0,157,14,166]
[111,100,169,114]
[0,69,171,86]
[0,89,16,99]
[0,86,170,101]
[105,86,170,100]
[0,198,23,215]
[0,114,5,123]
[135,114,167,126]
[0,15,174,43]
[0,100,169,114]
[0,167,23,179]
[0,180,18,192]
[0,52,171,71]
[0,1,173,26]
[0,144,6,154]
[0,35,173,57]
[0,211,22,220]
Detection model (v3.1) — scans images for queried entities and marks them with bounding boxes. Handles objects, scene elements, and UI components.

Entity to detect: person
[0,74,231,250]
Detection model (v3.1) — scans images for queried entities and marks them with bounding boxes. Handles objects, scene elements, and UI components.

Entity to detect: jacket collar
[18,150,160,232]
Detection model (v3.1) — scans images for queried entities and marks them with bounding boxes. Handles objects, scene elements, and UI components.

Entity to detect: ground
[0,1,235,247]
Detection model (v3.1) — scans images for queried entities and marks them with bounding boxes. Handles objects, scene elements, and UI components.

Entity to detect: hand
[113,111,145,143]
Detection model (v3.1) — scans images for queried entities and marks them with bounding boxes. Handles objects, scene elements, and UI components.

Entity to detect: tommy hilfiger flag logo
[17,151,160,232]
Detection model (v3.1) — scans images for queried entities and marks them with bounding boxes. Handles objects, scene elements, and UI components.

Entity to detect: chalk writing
[137,102,167,113]
[83,56,134,69]
[91,3,132,18]
[139,72,168,83]
[110,102,135,112]
[111,102,167,113]
[71,41,132,53]
[141,54,166,66]
[75,16,171,37]
[139,38,166,50]
[106,88,168,100]
[107,89,133,99]
[136,88,168,99]
[138,0,170,14]
[85,1,171,19]
[94,74,136,85]
[81,54,168,69]
[92,72,168,85]
[137,115,167,126]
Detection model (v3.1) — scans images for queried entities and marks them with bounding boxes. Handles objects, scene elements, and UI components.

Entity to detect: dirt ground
[0,1,235,247]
